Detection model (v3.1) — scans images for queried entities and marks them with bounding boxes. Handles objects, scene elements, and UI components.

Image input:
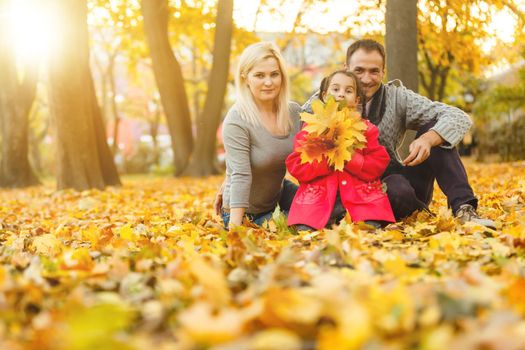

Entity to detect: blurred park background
[1,0,524,191]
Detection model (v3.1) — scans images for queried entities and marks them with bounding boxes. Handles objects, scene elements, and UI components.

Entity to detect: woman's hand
[214,182,225,215]
[229,208,245,227]
[214,193,223,215]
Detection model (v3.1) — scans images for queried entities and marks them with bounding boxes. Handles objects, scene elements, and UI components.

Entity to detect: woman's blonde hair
[234,41,292,134]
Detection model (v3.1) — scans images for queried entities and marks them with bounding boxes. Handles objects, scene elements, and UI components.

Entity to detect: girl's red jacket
[286,120,395,229]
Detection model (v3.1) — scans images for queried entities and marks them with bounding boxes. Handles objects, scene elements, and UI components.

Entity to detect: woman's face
[323,72,359,108]
[246,57,282,105]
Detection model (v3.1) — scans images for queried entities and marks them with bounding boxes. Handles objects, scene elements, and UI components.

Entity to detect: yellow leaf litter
[0,161,524,349]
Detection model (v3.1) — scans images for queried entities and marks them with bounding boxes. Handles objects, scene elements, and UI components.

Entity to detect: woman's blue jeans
[221,179,297,229]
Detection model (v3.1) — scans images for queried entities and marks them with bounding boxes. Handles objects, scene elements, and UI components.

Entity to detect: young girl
[286,70,395,230]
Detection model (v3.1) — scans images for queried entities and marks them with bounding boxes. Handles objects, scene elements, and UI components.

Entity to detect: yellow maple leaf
[300,98,336,135]
[32,234,62,257]
[260,287,323,333]
[250,328,302,350]
[505,278,525,315]
[318,300,372,350]
[298,96,368,171]
[177,302,244,345]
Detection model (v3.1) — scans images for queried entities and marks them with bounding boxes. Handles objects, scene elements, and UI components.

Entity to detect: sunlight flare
[6,0,61,64]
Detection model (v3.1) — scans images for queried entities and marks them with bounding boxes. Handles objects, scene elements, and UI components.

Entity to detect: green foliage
[473,58,525,161]
[476,114,525,162]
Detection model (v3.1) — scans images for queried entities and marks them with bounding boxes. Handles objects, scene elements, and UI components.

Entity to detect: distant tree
[361,0,524,102]
[0,1,39,188]
[182,0,233,176]
[142,0,234,176]
[141,0,194,175]
[417,0,524,101]
[47,0,120,190]
[89,0,144,155]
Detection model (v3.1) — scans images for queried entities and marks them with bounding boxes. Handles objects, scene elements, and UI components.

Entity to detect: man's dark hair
[346,39,386,68]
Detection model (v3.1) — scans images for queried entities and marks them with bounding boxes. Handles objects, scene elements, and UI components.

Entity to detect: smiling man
[338,39,494,228]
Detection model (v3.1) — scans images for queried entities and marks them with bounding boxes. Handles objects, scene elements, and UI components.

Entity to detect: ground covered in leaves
[1,161,525,350]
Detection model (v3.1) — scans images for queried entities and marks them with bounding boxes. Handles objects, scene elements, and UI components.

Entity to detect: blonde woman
[220,42,301,228]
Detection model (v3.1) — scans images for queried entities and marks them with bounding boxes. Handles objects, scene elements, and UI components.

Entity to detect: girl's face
[322,72,359,107]
[246,57,282,105]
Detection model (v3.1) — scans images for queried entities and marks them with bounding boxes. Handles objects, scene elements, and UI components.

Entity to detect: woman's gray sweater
[222,102,302,214]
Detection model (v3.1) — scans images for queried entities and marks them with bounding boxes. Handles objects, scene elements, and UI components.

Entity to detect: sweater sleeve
[397,85,473,148]
[344,122,390,181]
[222,120,251,209]
[286,129,331,183]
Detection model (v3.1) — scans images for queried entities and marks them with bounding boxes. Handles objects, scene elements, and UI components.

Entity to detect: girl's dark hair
[319,70,364,111]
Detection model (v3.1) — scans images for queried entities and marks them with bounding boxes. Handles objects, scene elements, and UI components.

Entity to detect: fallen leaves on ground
[0,161,525,350]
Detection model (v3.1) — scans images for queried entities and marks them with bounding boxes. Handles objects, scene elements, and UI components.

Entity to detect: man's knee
[384,174,426,219]
[384,175,416,201]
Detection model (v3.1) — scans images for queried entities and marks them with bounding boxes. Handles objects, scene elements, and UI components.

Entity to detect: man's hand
[402,130,443,166]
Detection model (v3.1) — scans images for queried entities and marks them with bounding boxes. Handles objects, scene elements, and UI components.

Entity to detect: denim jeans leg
[221,210,230,230]
[252,211,274,226]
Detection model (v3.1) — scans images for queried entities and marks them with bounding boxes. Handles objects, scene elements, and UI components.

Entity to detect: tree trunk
[141,0,193,175]
[47,0,119,190]
[385,0,418,160]
[182,0,233,176]
[437,68,449,102]
[150,109,161,166]
[89,73,121,186]
[385,0,418,91]
[28,114,48,175]
[0,3,40,188]
[107,57,121,154]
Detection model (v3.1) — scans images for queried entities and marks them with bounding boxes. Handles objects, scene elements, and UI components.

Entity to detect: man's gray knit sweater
[304,80,473,164]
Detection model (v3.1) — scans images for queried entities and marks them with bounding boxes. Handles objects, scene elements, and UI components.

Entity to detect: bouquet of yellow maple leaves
[296,96,368,171]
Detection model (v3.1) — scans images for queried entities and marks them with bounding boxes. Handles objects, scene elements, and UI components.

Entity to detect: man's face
[346,49,385,101]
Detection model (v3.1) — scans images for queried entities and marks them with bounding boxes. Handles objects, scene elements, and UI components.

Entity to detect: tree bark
[385,0,418,92]
[29,112,48,175]
[141,0,193,175]
[89,73,121,186]
[107,56,121,154]
[182,0,233,176]
[47,0,119,190]
[385,0,418,159]
[149,109,161,166]
[0,2,40,188]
